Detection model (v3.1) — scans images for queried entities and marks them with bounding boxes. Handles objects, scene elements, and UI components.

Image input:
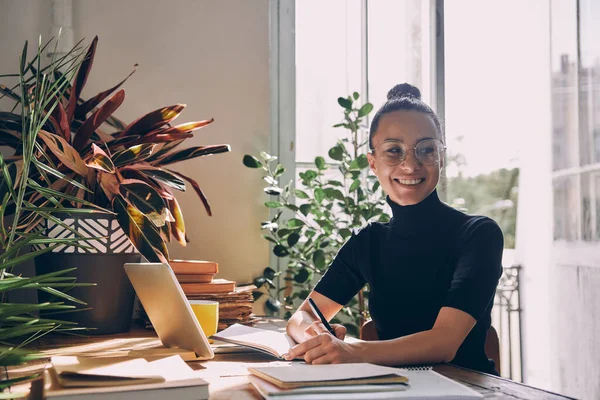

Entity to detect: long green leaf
[27,179,98,208]
[36,286,88,306]
[0,245,57,270]
[33,159,92,193]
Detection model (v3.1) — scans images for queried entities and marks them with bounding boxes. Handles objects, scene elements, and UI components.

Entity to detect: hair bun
[387,83,421,101]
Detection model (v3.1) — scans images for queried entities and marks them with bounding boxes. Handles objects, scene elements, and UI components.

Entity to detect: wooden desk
[19,321,573,400]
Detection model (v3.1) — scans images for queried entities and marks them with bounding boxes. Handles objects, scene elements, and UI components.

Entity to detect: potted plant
[0,36,98,392]
[0,36,231,334]
[244,93,388,336]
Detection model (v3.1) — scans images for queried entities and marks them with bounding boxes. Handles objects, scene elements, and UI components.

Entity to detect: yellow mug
[189,300,219,338]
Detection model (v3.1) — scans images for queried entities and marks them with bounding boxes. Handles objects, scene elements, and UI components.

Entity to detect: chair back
[359,319,501,372]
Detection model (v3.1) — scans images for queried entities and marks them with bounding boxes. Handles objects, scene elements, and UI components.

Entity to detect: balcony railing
[492,264,523,381]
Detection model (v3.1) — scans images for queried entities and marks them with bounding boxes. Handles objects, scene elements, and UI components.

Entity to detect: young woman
[285,83,503,375]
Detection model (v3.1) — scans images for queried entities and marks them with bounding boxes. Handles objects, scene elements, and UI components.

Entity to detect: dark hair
[368,83,443,149]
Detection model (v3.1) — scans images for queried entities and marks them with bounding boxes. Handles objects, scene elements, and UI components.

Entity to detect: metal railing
[492,264,523,381]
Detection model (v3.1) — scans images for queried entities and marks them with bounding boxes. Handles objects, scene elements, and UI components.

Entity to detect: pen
[307,298,336,335]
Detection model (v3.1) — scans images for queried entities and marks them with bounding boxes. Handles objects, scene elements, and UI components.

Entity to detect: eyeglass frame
[369,138,447,167]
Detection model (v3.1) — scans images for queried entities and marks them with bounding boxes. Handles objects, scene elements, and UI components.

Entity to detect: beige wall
[0,0,271,284]
[0,0,52,110]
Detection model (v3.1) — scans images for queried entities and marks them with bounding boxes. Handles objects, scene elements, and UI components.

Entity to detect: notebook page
[212,324,295,358]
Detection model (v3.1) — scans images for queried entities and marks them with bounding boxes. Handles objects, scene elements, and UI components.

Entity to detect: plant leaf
[73,89,125,150]
[66,36,98,123]
[167,196,186,246]
[147,119,214,137]
[119,179,169,227]
[98,171,120,199]
[0,84,20,101]
[37,130,88,176]
[113,195,169,263]
[106,135,141,149]
[33,159,91,193]
[357,103,374,117]
[156,144,231,166]
[85,143,115,173]
[49,100,70,141]
[337,97,352,109]
[243,155,262,168]
[76,64,137,120]
[111,143,155,167]
[122,165,186,191]
[119,104,186,137]
[167,169,212,216]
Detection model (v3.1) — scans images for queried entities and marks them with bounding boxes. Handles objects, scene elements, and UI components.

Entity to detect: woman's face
[367,110,443,206]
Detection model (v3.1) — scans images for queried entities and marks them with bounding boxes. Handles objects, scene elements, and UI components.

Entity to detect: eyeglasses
[370,139,446,166]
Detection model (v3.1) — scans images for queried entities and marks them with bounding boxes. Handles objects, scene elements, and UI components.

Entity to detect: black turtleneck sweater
[314,190,503,374]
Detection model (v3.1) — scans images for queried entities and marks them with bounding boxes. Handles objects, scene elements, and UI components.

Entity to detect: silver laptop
[124,262,214,360]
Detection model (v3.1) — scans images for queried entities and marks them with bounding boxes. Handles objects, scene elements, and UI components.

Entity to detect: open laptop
[124,262,214,360]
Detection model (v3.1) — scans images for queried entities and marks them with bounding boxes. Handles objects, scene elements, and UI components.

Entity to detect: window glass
[295,0,430,163]
[578,0,600,166]
[550,0,579,170]
[581,171,600,241]
[367,0,430,110]
[295,0,362,163]
[444,0,541,248]
[553,175,579,241]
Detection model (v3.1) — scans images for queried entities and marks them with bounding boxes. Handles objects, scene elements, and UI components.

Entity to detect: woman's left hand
[285,330,363,364]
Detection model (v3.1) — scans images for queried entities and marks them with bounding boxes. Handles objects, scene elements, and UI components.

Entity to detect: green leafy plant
[244,93,389,336]
[0,36,230,264]
[0,36,99,393]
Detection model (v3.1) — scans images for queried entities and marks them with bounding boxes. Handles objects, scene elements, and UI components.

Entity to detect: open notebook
[211,323,296,359]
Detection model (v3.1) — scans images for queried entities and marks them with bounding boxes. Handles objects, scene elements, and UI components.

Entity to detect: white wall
[0,0,272,284]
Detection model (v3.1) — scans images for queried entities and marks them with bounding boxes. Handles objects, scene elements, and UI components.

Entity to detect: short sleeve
[313,231,367,306]
[443,218,504,320]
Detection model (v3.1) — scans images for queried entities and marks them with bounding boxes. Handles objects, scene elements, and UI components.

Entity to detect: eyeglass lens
[376,140,444,166]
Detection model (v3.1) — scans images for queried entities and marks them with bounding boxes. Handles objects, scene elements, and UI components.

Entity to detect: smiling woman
[286,83,504,375]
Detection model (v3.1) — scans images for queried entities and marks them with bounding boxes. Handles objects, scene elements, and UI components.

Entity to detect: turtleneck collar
[387,190,445,234]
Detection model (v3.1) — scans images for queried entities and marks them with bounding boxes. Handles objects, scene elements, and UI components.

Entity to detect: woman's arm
[286,306,476,365]
[286,291,345,344]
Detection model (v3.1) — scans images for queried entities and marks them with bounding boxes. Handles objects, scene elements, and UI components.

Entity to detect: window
[551,0,600,242]
[295,0,433,166]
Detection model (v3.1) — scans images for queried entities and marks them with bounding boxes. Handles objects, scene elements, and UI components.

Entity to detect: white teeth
[396,179,422,185]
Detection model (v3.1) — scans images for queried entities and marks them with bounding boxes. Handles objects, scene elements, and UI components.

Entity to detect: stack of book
[142,260,255,331]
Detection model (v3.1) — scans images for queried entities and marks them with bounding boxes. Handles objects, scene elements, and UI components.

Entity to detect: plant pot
[34,213,141,335]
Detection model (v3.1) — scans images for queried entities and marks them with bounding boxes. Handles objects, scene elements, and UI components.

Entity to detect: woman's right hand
[304,321,347,341]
